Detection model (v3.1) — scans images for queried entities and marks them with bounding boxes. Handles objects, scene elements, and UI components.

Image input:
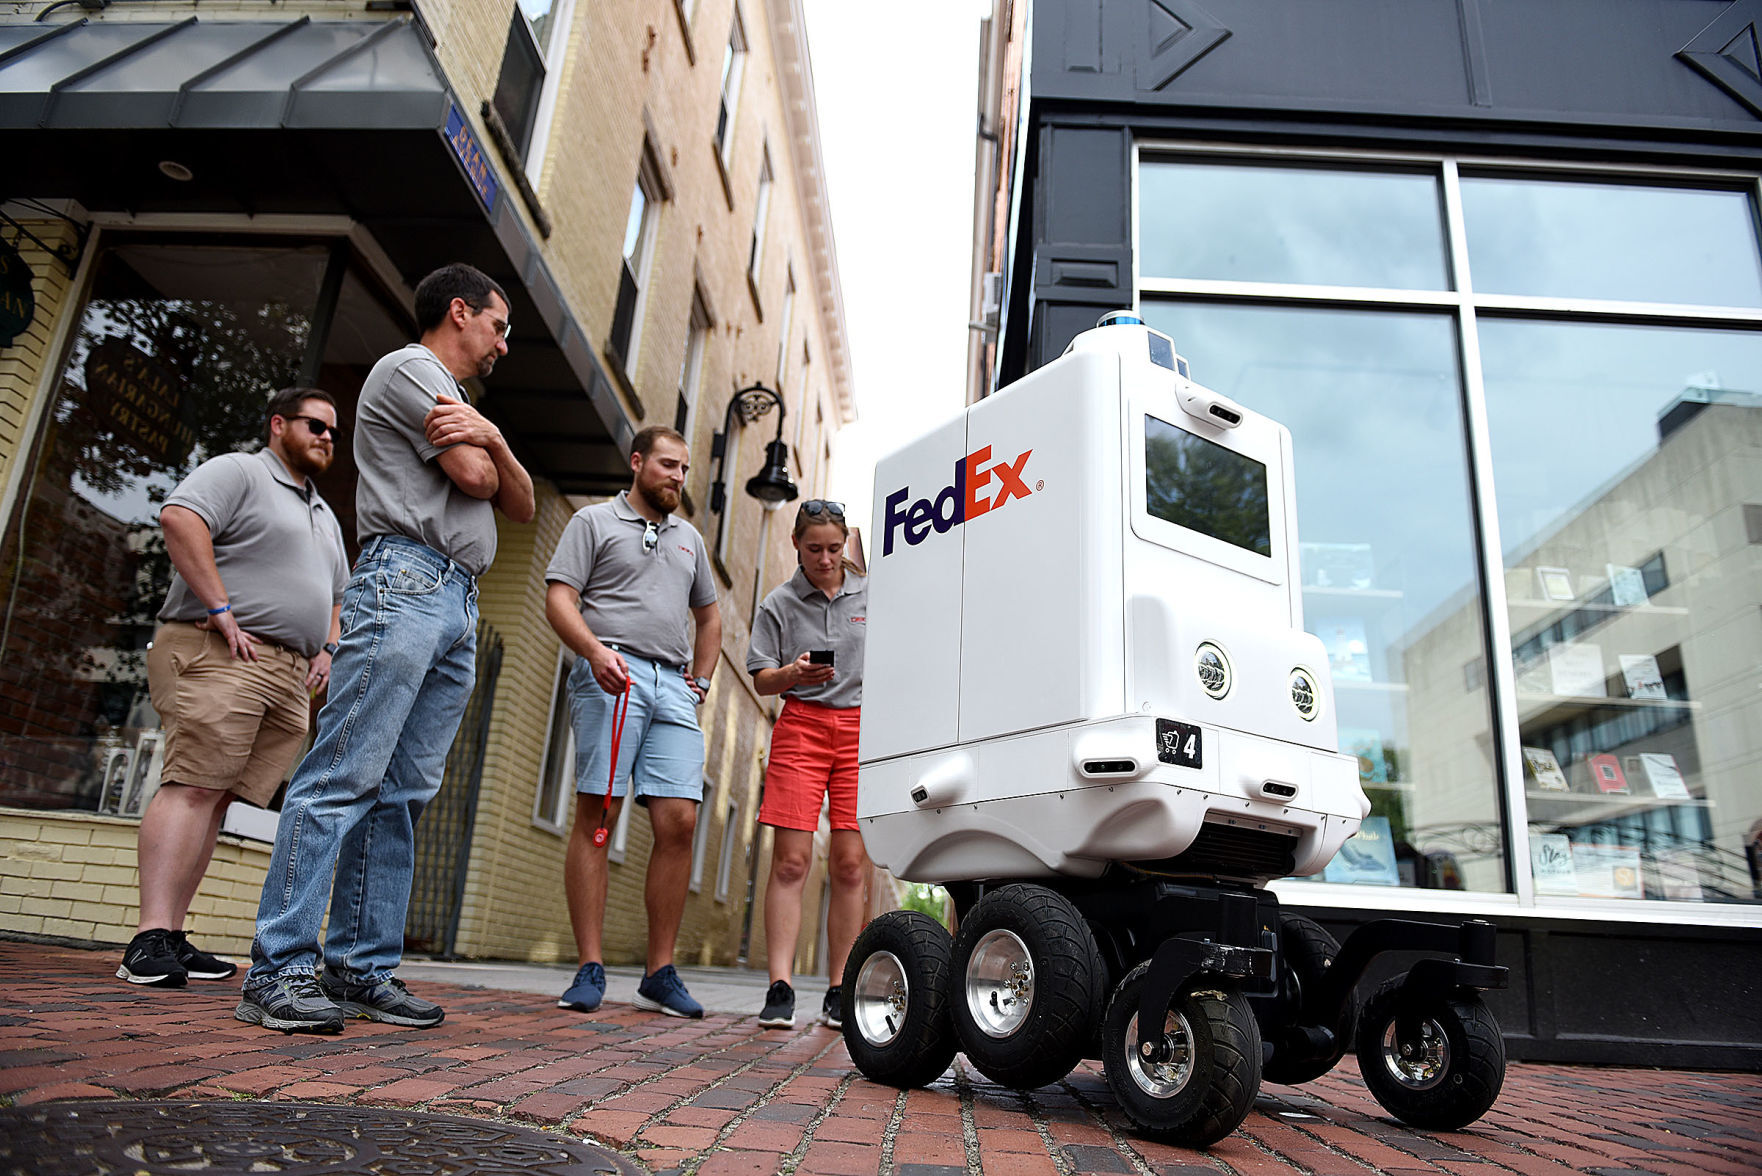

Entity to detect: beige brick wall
[0,808,269,955]
[0,220,80,500]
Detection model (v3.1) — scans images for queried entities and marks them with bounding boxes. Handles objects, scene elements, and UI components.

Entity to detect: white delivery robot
[840,314,1507,1146]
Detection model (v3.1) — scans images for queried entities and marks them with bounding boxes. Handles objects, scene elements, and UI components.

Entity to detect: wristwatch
[693,675,711,700]
[323,642,340,657]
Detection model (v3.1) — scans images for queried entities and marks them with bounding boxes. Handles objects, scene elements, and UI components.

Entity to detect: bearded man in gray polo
[546,425,721,1019]
[117,387,347,989]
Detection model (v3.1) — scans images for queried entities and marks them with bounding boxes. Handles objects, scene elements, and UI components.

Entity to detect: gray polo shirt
[746,566,868,709]
[354,342,498,576]
[157,447,348,656]
[545,492,718,668]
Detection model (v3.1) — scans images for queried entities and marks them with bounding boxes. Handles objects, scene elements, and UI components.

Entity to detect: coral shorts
[758,699,860,832]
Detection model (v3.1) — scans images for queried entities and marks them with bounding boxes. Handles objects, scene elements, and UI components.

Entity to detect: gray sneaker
[320,969,445,1029]
[235,971,344,1034]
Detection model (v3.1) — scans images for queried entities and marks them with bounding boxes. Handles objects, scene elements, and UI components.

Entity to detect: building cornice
[765,0,855,424]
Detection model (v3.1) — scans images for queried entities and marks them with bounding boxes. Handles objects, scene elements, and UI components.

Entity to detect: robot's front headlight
[1195,643,1231,699]
[1289,667,1320,720]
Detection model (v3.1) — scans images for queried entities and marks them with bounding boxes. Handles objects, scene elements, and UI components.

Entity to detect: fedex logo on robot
[881,444,1035,556]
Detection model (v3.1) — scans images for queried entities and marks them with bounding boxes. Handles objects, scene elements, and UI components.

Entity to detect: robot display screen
[1144,413,1271,556]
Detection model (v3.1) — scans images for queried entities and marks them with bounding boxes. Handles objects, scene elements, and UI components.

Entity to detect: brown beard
[284,442,333,480]
[637,480,680,515]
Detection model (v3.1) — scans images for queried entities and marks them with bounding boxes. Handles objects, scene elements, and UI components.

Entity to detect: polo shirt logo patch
[677,544,693,555]
[849,616,865,623]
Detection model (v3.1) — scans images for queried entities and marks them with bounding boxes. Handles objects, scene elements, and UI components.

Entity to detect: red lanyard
[593,675,632,848]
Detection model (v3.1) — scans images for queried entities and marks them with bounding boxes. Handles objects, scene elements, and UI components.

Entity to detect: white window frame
[521,0,581,175]
[715,798,740,901]
[532,648,577,834]
[749,146,773,283]
[775,265,795,388]
[689,776,714,892]
[678,284,713,439]
[716,9,747,164]
[617,144,667,379]
[1134,139,1762,929]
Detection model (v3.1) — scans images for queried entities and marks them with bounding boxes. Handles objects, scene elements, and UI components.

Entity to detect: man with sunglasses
[544,425,721,1019]
[240,263,535,1034]
[119,387,348,990]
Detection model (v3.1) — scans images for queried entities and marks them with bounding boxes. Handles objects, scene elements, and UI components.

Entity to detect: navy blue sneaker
[558,961,607,1012]
[633,964,704,1019]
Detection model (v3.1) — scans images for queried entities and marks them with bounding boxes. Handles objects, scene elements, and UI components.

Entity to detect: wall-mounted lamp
[710,381,798,514]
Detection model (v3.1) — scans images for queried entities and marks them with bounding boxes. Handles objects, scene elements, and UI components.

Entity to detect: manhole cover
[0,1101,643,1175]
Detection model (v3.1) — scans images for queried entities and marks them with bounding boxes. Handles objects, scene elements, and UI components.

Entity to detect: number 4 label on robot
[1155,718,1203,769]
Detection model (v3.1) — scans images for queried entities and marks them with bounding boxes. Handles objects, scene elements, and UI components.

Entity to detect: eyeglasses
[798,500,845,520]
[642,520,660,554]
[286,415,340,440]
[475,307,512,338]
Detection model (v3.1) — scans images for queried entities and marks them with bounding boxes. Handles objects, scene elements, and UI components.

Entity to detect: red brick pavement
[2,941,1758,1176]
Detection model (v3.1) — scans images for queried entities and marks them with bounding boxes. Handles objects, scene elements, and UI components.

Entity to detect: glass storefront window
[0,241,325,812]
[0,238,409,817]
[1139,159,1450,290]
[1140,301,1505,893]
[1481,319,1762,904]
[1138,150,1762,908]
[1459,175,1762,308]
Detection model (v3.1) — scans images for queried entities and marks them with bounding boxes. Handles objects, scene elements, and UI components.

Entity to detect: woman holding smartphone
[745,499,868,1030]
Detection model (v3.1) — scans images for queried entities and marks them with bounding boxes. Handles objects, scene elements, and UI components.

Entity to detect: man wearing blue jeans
[544,426,721,1018]
[238,263,534,1034]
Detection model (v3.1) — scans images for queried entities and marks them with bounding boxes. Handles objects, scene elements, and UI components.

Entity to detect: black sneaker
[821,986,843,1030]
[758,980,795,1028]
[235,971,344,1034]
[116,929,187,988]
[168,931,237,980]
[320,969,445,1029]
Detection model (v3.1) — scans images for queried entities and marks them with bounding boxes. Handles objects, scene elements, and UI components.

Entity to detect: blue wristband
[207,603,231,615]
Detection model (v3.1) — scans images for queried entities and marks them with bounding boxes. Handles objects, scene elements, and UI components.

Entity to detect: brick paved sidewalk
[2,941,1758,1176]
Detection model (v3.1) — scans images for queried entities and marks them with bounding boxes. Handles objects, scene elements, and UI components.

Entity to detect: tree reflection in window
[0,242,320,810]
[1144,413,1270,556]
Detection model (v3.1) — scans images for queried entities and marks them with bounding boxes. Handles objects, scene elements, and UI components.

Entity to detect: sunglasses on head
[286,415,340,440]
[798,500,845,520]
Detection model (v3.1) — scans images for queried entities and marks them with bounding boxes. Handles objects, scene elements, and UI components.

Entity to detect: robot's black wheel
[949,883,1105,1090]
[841,910,959,1089]
[1262,913,1355,1085]
[1100,962,1262,1147]
[1355,975,1506,1131]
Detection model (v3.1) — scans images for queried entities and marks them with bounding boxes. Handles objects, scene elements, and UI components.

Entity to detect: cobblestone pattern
[2,943,1759,1176]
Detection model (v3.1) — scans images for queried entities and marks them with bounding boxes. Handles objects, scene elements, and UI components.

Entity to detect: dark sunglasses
[798,499,845,520]
[642,520,660,553]
[286,414,340,440]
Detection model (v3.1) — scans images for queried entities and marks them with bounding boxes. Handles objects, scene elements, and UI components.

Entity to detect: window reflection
[1460,176,1762,307]
[0,242,323,811]
[1141,301,1504,892]
[1139,160,1449,290]
[1482,318,1762,903]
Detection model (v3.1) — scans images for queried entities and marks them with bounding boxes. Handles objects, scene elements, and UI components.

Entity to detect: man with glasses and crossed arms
[117,387,348,990]
[544,425,721,1018]
[239,262,534,1034]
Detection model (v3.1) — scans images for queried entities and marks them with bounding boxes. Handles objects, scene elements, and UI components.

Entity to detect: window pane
[1140,160,1449,290]
[1460,176,1762,307]
[1482,318,1762,904]
[517,0,556,54]
[493,13,545,159]
[0,241,325,812]
[1142,301,1505,893]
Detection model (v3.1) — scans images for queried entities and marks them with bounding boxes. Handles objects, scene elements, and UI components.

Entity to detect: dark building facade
[971,0,1762,1068]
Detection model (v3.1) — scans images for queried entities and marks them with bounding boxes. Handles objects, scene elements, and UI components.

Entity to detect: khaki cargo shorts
[145,622,311,806]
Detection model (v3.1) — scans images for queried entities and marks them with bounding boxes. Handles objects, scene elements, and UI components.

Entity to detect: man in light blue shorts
[543,425,721,1018]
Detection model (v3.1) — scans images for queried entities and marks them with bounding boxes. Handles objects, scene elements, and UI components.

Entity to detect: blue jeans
[246,536,478,988]
[568,652,705,803]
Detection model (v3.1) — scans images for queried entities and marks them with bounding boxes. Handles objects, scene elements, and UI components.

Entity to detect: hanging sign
[0,241,34,348]
[83,337,198,466]
[445,103,499,213]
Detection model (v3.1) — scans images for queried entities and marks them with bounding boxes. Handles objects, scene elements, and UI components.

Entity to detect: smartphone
[809,649,835,666]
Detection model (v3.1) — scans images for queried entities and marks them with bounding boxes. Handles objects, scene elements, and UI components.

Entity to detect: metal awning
[1,14,634,496]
